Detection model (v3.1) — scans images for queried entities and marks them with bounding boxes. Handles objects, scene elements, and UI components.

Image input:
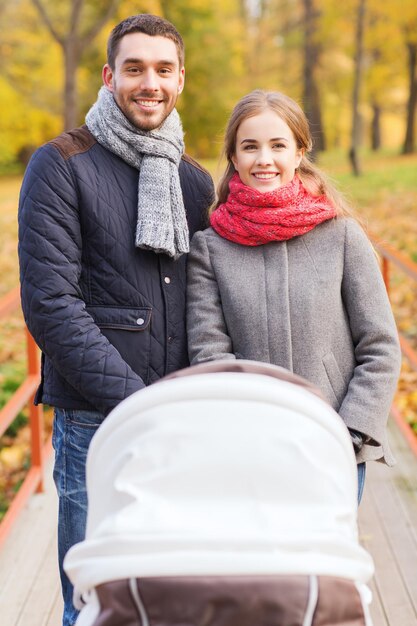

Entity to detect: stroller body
[65,361,374,625]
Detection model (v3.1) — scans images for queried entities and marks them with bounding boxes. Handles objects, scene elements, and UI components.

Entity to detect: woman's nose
[256,148,273,165]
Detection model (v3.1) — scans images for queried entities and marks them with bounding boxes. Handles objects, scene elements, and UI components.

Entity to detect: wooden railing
[370,233,417,457]
[0,286,51,549]
[0,234,416,545]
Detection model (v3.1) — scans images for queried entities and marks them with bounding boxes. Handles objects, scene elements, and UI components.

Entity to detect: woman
[186,90,401,501]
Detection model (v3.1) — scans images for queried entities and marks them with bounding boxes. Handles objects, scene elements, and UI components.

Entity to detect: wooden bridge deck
[0,417,416,626]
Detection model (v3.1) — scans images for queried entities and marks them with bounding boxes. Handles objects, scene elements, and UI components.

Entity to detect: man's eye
[159,68,172,74]
[127,67,140,73]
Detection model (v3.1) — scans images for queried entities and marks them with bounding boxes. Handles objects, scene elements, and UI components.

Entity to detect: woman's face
[231,109,303,192]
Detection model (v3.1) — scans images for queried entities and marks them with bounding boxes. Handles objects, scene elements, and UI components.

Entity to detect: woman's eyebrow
[240,137,288,144]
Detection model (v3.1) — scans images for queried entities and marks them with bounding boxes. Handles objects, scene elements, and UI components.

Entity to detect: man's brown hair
[107,14,185,70]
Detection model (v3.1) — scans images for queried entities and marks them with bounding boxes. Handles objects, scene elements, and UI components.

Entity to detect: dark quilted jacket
[18,127,214,415]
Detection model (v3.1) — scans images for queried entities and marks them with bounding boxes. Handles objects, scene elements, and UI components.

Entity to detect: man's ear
[177,67,185,95]
[102,64,114,91]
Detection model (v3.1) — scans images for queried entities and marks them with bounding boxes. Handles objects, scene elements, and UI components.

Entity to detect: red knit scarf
[210,173,337,245]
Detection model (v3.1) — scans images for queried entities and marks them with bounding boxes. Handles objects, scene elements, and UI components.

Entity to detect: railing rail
[370,233,417,457]
[0,233,416,545]
[0,286,51,549]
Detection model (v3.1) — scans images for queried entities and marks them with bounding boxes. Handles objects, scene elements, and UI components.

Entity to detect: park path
[0,416,416,625]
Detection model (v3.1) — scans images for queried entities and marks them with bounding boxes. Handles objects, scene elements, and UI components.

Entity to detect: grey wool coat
[186,217,401,465]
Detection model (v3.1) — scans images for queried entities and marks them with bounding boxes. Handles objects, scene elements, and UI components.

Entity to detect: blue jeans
[357,462,366,504]
[52,408,105,626]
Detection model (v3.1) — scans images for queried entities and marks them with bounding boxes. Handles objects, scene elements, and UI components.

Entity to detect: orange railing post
[0,289,51,549]
[26,327,44,492]
[382,257,390,296]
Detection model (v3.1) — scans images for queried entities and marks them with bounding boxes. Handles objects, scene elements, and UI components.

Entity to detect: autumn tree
[30,0,119,130]
[349,0,366,176]
[301,0,326,156]
[402,12,417,153]
[0,0,63,165]
[157,0,247,158]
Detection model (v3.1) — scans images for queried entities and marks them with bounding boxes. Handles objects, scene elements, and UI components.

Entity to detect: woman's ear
[296,149,305,169]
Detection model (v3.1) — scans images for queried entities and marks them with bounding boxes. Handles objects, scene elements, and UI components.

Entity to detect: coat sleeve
[18,144,145,415]
[339,219,401,446]
[186,231,236,364]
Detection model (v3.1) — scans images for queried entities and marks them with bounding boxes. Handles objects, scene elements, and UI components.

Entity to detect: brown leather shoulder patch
[49,125,96,160]
[181,153,211,177]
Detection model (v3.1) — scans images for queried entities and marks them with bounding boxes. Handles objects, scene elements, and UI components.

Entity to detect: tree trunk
[371,103,381,151]
[64,39,80,130]
[31,0,118,131]
[302,0,325,159]
[349,0,366,177]
[403,41,417,154]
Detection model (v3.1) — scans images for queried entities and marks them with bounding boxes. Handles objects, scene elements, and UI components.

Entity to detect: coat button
[136,317,145,326]
[164,276,171,284]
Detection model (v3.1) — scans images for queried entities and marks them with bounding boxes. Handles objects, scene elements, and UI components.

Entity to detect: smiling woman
[231,109,303,191]
[186,89,402,506]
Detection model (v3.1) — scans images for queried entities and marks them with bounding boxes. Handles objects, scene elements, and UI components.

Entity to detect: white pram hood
[65,361,374,596]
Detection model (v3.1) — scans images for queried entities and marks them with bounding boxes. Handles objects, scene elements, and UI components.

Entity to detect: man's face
[103,32,185,131]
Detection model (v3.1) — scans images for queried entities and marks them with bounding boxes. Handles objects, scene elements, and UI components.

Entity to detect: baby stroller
[64,360,374,626]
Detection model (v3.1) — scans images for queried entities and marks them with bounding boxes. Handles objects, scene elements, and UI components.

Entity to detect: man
[18,14,214,626]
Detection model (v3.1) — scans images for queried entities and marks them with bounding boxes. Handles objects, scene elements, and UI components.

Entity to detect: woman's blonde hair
[216,90,352,216]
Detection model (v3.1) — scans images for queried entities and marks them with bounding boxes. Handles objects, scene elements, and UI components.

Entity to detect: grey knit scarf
[85,86,188,259]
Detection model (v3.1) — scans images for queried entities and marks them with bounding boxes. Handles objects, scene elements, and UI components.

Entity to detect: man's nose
[140,69,159,91]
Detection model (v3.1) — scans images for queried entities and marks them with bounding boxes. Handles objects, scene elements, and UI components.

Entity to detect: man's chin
[131,113,164,131]
[126,103,173,131]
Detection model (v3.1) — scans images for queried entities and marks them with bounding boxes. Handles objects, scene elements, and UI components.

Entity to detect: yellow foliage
[0,444,27,472]
[0,77,61,165]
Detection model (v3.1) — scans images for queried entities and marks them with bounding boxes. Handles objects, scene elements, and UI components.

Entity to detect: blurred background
[0,0,416,169]
[0,0,416,515]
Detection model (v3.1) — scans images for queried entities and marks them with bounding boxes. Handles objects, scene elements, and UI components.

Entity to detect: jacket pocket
[86,305,152,385]
[86,305,152,331]
[322,352,346,405]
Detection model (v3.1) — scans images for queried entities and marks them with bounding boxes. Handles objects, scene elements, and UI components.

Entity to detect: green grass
[317,149,417,210]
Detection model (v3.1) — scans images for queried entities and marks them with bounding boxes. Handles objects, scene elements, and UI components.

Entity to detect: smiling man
[18,14,214,626]
[103,30,185,130]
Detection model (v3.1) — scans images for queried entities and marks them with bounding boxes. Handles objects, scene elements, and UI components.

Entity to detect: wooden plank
[370,463,417,616]
[358,459,417,625]
[45,592,63,626]
[367,578,389,626]
[0,465,58,624]
[359,486,389,626]
[16,532,61,626]
[387,418,417,519]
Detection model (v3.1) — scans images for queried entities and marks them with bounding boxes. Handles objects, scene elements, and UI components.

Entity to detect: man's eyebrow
[121,57,177,66]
